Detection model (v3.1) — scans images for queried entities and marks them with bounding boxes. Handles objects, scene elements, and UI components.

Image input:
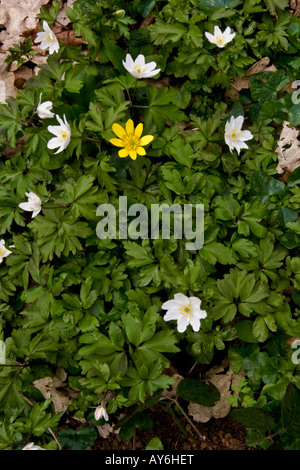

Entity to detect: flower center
[45,33,54,45]
[124,134,139,151]
[57,130,69,142]
[0,248,5,257]
[134,64,146,74]
[216,34,225,45]
[179,304,193,318]
[229,129,242,141]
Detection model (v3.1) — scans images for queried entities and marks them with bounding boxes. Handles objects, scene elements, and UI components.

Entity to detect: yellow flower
[110,119,154,160]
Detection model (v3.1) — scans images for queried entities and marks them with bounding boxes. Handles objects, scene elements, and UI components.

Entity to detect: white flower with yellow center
[47,114,71,154]
[0,239,12,264]
[37,93,54,119]
[224,115,253,155]
[19,192,42,218]
[122,53,160,79]
[34,21,60,55]
[162,293,207,333]
[205,26,235,48]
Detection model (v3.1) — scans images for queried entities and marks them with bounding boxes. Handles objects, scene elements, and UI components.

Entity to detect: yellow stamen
[134,64,146,74]
[0,248,4,256]
[110,119,154,160]
[57,130,69,142]
[45,34,54,44]
[179,304,193,318]
[123,133,139,152]
[216,34,225,46]
[230,129,242,141]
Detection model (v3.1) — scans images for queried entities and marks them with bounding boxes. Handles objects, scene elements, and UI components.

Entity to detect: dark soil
[93,404,250,451]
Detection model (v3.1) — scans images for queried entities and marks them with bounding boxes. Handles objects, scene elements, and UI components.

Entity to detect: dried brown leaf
[55,29,86,46]
[0,70,17,102]
[139,15,155,29]
[226,58,277,101]
[57,0,77,26]
[276,121,300,177]
[33,367,79,413]
[13,65,33,89]
[290,0,300,17]
[188,360,244,423]
[245,57,271,76]
[0,0,49,57]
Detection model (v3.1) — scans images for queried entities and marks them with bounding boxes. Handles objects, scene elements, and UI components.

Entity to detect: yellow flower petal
[136,146,146,155]
[110,138,125,147]
[126,119,134,136]
[118,148,129,158]
[129,150,137,160]
[135,123,143,139]
[112,123,126,139]
[138,135,154,146]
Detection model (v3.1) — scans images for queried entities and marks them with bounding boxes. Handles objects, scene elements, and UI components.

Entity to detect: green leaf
[281,385,300,438]
[146,437,164,450]
[287,166,300,188]
[231,407,275,432]
[119,411,153,441]
[58,427,98,450]
[250,171,286,203]
[176,378,220,406]
[235,320,259,343]
[125,314,141,347]
[148,18,186,45]
[168,136,194,168]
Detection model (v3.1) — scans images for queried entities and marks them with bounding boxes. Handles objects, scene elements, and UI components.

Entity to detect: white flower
[37,93,54,119]
[162,293,207,333]
[47,114,71,154]
[94,405,109,422]
[224,115,253,155]
[22,442,46,451]
[122,53,160,79]
[19,192,42,218]
[0,340,5,365]
[205,26,236,48]
[34,21,59,55]
[0,239,12,264]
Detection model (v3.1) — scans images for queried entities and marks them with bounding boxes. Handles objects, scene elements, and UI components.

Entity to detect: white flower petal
[141,69,160,78]
[233,115,244,130]
[47,137,60,149]
[189,315,200,332]
[174,293,189,305]
[19,202,31,211]
[239,130,253,141]
[214,26,222,36]
[177,316,189,333]
[189,297,201,308]
[205,32,216,43]
[47,125,61,136]
[161,299,179,310]
[135,54,146,67]
[193,307,207,319]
